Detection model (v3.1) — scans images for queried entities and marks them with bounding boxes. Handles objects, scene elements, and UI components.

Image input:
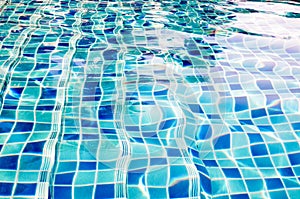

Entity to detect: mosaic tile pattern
[0,0,300,198]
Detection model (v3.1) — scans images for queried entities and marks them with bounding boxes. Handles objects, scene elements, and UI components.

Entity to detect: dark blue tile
[229,125,243,132]
[159,119,177,130]
[41,88,57,99]
[95,184,114,198]
[130,137,144,143]
[63,134,80,141]
[190,148,199,157]
[98,105,114,120]
[23,141,46,154]
[14,183,36,195]
[169,180,189,198]
[222,168,242,178]
[203,160,218,167]
[54,186,72,199]
[214,134,230,150]
[251,144,268,156]
[291,122,300,131]
[182,59,192,67]
[10,87,24,97]
[247,133,263,143]
[154,89,168,96]
[251,108,267,118]
[196,124,212,140]
[235,97,248,111]
[101,129,116,134]
[127,172,144,184]
[288,153,300,165]
[55,173,75,185]
[266,178,284,190]
[14,122,33,132]
[37,46,55,53]
[195,163,209,175]
[257,125,274,132]
[278,168,294,176]
[3,105,18,110]
[0,156,19,170]
[239,120,254,125]
[79,162,96,170]
[0,122,14,133]
[78,37,95,46]
[231,194,250,199]
[0,183,13,196]
[36,105,54,111]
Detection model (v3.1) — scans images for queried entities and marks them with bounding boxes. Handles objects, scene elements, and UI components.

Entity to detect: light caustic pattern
[0,0,300,198]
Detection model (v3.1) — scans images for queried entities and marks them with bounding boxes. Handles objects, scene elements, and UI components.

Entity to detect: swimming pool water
[0,0,300,198]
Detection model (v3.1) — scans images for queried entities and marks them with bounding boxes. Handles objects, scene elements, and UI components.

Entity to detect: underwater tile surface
[0,0,300,198]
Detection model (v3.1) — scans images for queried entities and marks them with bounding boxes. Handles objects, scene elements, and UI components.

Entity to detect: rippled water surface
[0,0,300,198]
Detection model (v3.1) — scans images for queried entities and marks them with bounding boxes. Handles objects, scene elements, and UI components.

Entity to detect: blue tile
[98,105,114,120]
[0,183,14,196]
[0,156,19,170]
[251,108,267,118]
[214,134,230,150]
[288,153,300,165]
[200,174,212,194]
[14,183,36,195]
[79,162,96,170]
[251,144,268,156]
[159,119,177,130]
[222,168,242,178]
[169,180,189,198]
[256,80,273,90]
[278,168,294,177]
[247,133,263,143]
[188,104,204,113]
[23,141,45,154]
[196,125,212,140]
[0,122,14,133]
[95,184,114,198]
[203,160,218,167]
[54,186,72,199]
[55,173,75,185]
[231,194,250,199]
[13,122,34,132]
[127,172,144,184]
[265,178,284,190]
[41,88,57,99]
[235,97,248,111]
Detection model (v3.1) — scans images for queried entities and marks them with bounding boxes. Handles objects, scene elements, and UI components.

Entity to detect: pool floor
[0,0,300,198]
